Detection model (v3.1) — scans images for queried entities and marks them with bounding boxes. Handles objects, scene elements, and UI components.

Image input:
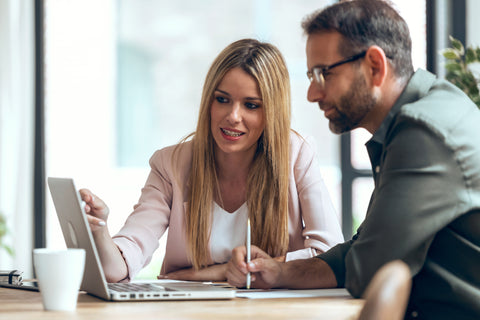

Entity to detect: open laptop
[47,177,235,301]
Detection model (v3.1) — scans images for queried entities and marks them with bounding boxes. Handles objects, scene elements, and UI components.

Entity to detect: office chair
[357,260,412,320]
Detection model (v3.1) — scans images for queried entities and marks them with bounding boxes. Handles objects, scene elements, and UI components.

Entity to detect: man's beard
[326,73,377,134]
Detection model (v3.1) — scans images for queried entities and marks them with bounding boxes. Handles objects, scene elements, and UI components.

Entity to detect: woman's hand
[226,245,283,289]
[79,188,110,231]
[159,264,228,282]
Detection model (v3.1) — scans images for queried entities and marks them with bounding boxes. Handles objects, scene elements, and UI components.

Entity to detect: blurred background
[1,0,478,279]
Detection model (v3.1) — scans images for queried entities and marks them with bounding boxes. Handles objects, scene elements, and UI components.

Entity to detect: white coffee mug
[33,248,85,311]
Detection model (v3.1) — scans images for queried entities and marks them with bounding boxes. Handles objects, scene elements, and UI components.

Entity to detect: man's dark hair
[302,0,414,80]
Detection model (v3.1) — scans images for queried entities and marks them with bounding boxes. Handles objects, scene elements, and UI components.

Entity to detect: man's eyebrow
[310,64,327,70]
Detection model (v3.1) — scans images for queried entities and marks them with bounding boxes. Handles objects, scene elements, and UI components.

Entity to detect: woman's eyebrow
[214,89,230,96]
[245,97,262,101]
[215,89,262,101]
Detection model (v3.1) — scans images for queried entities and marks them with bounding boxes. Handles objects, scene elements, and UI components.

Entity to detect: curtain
[0,0,35,277]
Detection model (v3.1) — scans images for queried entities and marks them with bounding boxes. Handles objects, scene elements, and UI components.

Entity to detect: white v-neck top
[209,202,248,263]
[113,132,344,278]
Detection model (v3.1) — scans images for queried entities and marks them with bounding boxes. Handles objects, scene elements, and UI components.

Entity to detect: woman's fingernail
[98,221,106,226]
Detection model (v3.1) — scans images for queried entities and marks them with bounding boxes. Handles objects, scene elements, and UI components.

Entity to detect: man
[225,1,480,319]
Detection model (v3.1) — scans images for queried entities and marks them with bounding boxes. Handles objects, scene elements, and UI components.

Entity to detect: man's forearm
[278,257,338,289]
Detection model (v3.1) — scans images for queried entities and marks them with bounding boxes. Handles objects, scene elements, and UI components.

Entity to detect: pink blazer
[113,132,343,279]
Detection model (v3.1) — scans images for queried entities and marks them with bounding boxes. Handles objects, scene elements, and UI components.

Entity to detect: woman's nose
[226,103,241,123]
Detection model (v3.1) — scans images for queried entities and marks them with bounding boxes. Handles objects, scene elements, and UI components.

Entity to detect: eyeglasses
[306,51,367,89]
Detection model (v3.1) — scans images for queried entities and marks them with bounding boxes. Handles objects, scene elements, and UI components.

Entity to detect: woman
[80,39,343,283]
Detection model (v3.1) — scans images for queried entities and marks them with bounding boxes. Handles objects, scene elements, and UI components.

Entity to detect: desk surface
[0,286,364,320]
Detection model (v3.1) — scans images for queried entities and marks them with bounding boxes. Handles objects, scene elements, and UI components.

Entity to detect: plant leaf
[444,35,480,110]
[468,84,479,96]
[4,245,15,257]
[445,63,462,73]
[450,37,465,54]
[443,49,460,60]
[466,48,476,64]
[473,95,480,106]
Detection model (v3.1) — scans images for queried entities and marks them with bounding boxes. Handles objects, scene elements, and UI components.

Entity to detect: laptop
[47,177,236,301]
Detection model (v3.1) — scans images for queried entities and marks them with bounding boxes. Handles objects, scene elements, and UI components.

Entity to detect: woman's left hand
[159,263,227,282]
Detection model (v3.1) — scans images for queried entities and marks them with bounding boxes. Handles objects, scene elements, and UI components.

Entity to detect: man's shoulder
[388,78,480,180]
[395,78,480,141]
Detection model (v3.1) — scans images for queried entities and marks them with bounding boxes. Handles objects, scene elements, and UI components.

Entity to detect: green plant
[0,212,14,256]
[443,36,480,109]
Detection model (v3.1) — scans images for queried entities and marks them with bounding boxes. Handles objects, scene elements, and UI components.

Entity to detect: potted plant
[0,212,14,256]
[443,36,480,108]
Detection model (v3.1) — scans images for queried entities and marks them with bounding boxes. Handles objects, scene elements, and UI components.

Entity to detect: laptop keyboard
[108,282,170,293]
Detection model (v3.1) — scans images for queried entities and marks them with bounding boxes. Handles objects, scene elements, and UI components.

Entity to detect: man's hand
[226,245,338,290]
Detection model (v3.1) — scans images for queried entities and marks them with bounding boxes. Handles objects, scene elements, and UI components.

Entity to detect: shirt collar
[367,69,436,146]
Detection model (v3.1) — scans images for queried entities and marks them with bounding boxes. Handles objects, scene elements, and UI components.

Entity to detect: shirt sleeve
[286,135,344,261]
[319,119,466,297]
[112,149,173,279]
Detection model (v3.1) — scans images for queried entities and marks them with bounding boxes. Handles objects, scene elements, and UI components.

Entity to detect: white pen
[246,217,251,289]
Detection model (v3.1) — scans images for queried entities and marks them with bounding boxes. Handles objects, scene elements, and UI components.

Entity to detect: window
[44,0,337,278]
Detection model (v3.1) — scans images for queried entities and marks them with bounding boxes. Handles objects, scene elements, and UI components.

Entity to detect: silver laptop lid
[47,177,236,301]
[47,177,111,300]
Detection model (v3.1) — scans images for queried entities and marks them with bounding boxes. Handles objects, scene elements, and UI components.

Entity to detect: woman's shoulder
[149,140,194,171]
[288,131,322,180]
[289,130,317,155]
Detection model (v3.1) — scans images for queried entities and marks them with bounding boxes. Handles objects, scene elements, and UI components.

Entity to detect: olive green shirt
[318,69,480,320]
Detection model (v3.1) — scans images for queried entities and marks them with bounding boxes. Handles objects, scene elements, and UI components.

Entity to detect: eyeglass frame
[306,51,367,88]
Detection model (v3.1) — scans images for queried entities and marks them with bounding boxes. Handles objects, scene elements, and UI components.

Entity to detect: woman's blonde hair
[177,39,291,270]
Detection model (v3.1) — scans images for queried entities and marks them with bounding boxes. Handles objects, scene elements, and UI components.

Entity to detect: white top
[209,202,248,263]
[113,132,344,277]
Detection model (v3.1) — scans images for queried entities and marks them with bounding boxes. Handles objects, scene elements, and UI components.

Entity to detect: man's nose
[307,81,326,103]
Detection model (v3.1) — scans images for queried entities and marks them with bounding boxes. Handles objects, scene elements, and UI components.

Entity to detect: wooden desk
[0,287,364,320]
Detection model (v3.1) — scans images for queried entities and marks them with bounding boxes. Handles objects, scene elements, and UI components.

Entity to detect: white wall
[467,0,480,47]
[467,1,480,77]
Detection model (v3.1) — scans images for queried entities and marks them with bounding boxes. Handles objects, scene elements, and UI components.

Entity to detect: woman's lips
[221,128,244,141]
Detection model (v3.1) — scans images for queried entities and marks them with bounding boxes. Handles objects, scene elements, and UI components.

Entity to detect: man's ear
[364,46,388,87]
